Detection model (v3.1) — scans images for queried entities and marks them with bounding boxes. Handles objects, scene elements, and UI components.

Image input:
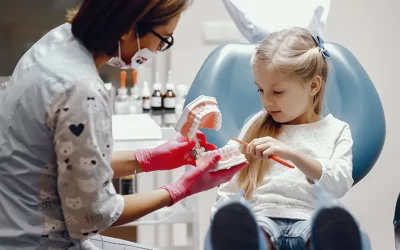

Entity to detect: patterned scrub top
[0,23,125,249]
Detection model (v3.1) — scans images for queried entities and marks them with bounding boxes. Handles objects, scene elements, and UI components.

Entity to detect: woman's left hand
[135,131,217,172]
[247,136,294,160]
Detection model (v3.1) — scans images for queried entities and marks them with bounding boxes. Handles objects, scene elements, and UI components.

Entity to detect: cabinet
[111,114,200,250]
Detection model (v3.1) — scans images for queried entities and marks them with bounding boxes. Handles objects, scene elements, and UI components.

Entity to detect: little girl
[206,27,371,250]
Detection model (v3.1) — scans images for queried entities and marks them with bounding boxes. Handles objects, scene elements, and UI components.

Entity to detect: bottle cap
[153,83,162,91]
[166,83,174,90]
[120,71,127,88]
[117,87,128,95]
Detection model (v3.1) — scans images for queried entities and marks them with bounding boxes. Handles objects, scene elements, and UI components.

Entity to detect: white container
[115,87,130,114]
[141,81,151,111]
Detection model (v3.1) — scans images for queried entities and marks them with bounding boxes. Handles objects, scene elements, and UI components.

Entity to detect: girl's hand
[247,136,295,160]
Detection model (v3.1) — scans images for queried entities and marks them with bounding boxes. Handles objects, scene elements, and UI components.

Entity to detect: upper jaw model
[175,95,247,172]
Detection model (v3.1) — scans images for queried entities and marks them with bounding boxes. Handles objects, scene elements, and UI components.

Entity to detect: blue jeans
[257,217,311,250]
[204,182,372,250]
[204,215,311,250]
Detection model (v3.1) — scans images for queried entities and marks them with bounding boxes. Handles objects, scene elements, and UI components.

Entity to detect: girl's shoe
[311,206,362,250]
[209,193,268,250]
[310,181,369,250]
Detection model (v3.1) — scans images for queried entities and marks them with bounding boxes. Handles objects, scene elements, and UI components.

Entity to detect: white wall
[172,0,400,249]
[325,1,400,250]
[170,0,246,89]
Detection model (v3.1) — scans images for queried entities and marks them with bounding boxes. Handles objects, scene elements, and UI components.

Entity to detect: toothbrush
[230,137,295,169]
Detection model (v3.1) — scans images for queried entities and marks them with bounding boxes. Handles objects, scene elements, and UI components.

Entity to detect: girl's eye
[274,91,283,94]
[257,89,263,93]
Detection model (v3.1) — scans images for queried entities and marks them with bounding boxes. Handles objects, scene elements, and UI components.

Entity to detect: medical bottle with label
[129,70,140,114]
[115,71,130,114]
[151,72,163,111]
[141,81,151,112]
[163,70,176,111]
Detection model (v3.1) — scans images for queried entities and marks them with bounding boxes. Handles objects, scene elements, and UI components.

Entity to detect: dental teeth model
[175,95,247,172]
[196,144,247,172]
[175,95,222,145]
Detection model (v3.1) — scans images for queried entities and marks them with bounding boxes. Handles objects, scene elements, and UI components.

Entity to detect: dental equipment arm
[222,0,330,43]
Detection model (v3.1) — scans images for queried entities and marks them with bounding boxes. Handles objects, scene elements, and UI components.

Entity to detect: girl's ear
[310,75,322,96]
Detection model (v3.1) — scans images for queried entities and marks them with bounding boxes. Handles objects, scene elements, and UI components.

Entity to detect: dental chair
[185,42,386,184]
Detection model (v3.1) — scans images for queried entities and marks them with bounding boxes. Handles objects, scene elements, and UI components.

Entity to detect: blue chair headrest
[185,43,385,184]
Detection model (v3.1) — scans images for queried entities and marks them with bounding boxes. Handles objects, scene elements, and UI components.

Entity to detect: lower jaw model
[175,95,247,172]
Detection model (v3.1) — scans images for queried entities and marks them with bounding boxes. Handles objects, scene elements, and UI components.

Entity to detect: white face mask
[107,32,157,70]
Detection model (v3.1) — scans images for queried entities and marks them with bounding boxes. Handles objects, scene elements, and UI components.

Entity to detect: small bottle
[151,72,163,111]
[129,70,140,114]
[141,81,151,112]
[163,70,176,111]
[115,71,130,114]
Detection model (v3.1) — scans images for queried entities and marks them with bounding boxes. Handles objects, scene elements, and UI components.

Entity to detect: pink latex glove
[135,131,217,172]
[175,130,217,152]
[160,154,248,206]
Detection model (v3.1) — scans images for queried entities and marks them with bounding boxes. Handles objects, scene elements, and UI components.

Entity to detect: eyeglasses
[151,30,174,52]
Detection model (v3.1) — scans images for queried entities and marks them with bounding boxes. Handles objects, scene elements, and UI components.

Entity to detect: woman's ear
[309,76,322,96]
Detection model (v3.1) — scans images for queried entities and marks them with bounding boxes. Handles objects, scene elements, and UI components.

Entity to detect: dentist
[0,0,247,249]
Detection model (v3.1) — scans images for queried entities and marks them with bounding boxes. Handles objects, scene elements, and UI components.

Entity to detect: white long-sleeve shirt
[211,110,354,220]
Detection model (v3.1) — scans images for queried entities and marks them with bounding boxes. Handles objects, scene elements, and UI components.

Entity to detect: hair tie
[312,35,330,58]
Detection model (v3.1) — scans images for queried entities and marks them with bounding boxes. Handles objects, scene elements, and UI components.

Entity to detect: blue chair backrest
[185,43,386,184]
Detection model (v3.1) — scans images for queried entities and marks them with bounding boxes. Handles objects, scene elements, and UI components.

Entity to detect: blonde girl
[206,27,371,250]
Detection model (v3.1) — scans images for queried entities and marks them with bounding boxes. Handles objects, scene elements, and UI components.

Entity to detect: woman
[0,0,247,249]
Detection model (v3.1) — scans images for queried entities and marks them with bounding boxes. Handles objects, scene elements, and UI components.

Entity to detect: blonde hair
[237,27,329,200]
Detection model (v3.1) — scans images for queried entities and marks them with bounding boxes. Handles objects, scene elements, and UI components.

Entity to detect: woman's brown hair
[237,27,329,200]
[66,0,192,55]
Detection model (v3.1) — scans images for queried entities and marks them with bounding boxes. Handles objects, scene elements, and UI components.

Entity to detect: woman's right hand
[161,154,248,206]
